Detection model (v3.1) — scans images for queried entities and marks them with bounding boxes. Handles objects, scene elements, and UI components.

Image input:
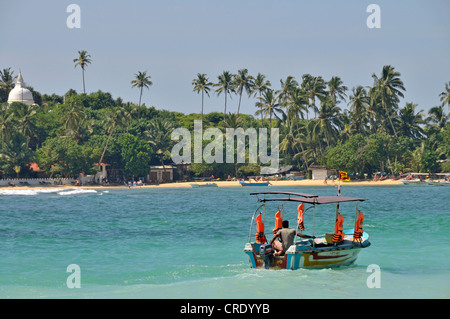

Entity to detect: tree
[131,71,153,119]
[255,88,281,128]
[277,75,298,106]
[73,50,92,94]
[60,99,86,143]
[369,65,406,137]
[426,105,448,129]
[145,119,174,175]
[233,69,255,115]
[0,132,34,178]
[397,102,425,138]
[301,74,327,119]
[327,76,348,106]
[192,73,212,122]
[214,71,235,121]
[0,104,16,150]
[9,102,39,149]
[252,73,271,124]
[348,86,370,134]
[99,107,129,165]
[119,133,152,179]
[0,67,16,102]
[439,81,450,110]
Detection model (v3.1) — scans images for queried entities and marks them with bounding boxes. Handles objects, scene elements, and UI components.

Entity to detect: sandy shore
[0,179,403,190]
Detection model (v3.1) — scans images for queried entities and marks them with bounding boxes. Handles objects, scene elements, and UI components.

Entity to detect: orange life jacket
[272,210,283,235]
[255,213,267,244]
[297,203,305,231]
[333,213,345,243]
[353,211,364,241]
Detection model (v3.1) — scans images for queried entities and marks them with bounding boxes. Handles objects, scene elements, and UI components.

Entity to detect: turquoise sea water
[0,185,449,299]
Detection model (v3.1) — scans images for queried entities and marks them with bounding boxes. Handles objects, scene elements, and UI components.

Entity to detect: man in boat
[270,220,314,256]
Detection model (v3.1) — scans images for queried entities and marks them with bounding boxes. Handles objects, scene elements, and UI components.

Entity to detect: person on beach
[270,220,314,256]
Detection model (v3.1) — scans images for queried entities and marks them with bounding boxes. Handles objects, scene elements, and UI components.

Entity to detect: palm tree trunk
[224,92,227,122]
[237,91,243,115]
[82,68,86,94]
[138,88,143,119]
[201,90,204,123]
[99,126,115,165]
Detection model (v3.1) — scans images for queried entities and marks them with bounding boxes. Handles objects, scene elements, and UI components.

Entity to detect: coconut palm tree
[232,69,254,115]
[301,74,327,119]
[73,50,92,94]
[397,102,425,138]
[192,73,212,123]
[439,81,450,110]
[369,65,406,137]
[0,104,16,151]
[255,88,281,128]
[327,76,348,106]
[60,99,86,143]
[131,71,153,119]
[252,73,271,125]
[214,71,235,122]
[99,107,128,165]
[426,104,448,129]
[348,86,370,134]
[312,97,342,148]
[9,102,38,148]
[0,68,16,97]
[277,75,298,106]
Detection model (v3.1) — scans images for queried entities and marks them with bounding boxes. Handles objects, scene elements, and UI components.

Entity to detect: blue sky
[1,0,449,116]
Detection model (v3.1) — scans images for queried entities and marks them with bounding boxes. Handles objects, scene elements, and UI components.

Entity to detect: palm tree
[277,75,298,105]
[255,88,281,128]
[327,76,348,106]
[439,81,450,110]
[426,104,448,129]
[131,71,153,119]
[398,102,425,138]
[61,100,86,143]
[192,73,212,122]
[252,73,271,124]
[0,132,33,178]
[145,119,174,175]
[233,69,254,115]
[9,102,38,148]
[99,107,128,165]
[73,50,92,94]
[0,104,16,151]
[348,86,370,134]
[214,71,234,122]
[312,97,342,149]
[0,67,16,94]
[301,74,327,119]
[369,65,406,137]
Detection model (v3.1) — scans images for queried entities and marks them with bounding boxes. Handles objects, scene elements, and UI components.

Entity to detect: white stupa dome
[7,70,35,106]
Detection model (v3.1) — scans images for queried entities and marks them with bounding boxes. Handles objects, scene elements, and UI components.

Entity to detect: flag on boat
[339,171,350,181]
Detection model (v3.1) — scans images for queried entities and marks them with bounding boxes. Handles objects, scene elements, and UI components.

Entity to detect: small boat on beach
[190,183,218,188]
[239,181,270,186]
[244,191,370,270]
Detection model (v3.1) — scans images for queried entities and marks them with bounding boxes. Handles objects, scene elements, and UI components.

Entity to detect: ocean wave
[57,189,98,196]
[0,188,63,196]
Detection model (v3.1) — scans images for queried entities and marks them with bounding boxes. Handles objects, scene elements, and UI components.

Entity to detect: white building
[7,70,36,106]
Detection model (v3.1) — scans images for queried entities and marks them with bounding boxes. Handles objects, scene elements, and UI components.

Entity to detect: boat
[288,174,305,181]
[190,183,218,188]
[243,191,370,270]
[401,179,427,185]
[239,181,270,186]
[427,180,450,186]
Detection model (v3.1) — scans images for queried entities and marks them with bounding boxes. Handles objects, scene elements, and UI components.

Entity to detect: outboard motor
[259,243,274,269]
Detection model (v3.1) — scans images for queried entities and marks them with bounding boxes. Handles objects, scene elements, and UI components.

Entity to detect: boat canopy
[250,191,367,205]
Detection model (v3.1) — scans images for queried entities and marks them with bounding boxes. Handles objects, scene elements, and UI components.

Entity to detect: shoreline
[0,179,403,190]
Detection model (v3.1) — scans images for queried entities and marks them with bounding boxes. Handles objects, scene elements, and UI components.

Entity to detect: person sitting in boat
[270,220,314,256]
